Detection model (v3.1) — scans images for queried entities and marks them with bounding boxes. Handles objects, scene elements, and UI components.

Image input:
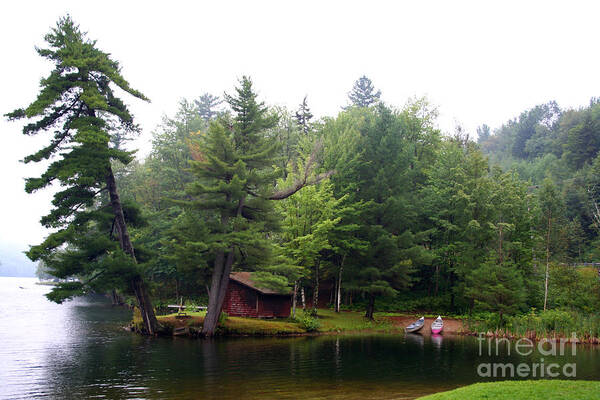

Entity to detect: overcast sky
[1,0,599,265]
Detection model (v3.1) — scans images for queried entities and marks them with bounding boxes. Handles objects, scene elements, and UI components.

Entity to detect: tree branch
[83,269,106,286]
[268,139,335,200]
[269,170,335,200]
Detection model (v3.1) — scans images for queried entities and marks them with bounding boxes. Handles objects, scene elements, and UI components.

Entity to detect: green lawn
[150,308,397,336]
[317,309,395,332]
[418,380,600,400]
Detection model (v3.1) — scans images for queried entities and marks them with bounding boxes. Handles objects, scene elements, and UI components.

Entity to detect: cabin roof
[229,272,290,295]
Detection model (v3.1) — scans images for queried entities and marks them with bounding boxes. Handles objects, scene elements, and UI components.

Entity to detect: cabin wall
[259,294,291,318]
[223,280,259,318]
[222,280,292,318]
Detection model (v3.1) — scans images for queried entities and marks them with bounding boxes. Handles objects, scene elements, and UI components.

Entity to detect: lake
[1,277,599,399]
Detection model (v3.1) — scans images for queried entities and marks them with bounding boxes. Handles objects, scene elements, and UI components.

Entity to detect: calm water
[1,277,600,399]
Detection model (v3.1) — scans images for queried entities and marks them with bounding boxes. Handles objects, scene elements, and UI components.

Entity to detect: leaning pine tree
[189,77,332,336]
[6,16,159,334]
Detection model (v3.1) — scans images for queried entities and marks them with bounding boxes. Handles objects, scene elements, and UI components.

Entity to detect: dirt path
[385,315,464,334]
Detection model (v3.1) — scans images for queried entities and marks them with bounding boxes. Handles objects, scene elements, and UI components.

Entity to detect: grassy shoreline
[417,380,600,399]
[133,308,400,336]
[132,307,600,343]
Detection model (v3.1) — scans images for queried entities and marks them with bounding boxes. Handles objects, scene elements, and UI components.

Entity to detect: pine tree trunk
[202,250,225,336]
[132,275,158,334]
[365,294,375,320]
[202,198,243,337]
[106,167,136,257]
[301,287,306,310]
[106,166,159,335]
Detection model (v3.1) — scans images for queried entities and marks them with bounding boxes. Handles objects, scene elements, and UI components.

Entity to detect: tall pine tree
[6,16,159,334]
[295,95,313,135]
[195,93,223,122]
[187,76,280,336]
[346,75,381,108]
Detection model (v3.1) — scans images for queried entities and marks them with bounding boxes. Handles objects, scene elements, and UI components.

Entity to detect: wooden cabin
[222,272,292,318]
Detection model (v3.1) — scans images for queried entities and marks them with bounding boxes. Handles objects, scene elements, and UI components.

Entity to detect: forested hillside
[479,99,600,265]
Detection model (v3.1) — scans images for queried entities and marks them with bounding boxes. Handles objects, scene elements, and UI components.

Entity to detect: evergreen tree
[195,93,223,122]
[476,124,491,144]
[187,76,281,336]
[346,75,381,108]
[422,139,496,309]
[185,77,334,335]
[146,99,205,205]
[464,170,533,319]
[5,16,159,334]
[295,95,313,135]
[465,258,527,320]
[324,104,421,318]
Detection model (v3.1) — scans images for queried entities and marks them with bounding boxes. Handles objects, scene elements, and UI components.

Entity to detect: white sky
[1,0,600,262]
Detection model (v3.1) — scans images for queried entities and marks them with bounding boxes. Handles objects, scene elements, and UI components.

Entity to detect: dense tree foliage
[14,18,600,333]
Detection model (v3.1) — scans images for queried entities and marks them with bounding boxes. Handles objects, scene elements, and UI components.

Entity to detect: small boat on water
[405,317,425,333]
[431,316,443,334]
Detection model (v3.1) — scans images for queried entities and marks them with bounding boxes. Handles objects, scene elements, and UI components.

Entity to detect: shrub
[298,312,320,332]
[540,309,575,333]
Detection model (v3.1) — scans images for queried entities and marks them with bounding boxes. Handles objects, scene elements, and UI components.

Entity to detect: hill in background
[0,242,36,277]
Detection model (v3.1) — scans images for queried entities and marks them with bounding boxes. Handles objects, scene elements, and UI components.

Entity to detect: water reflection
[431,334,443,349]
[2,277,600,400]
[405,333,424,348]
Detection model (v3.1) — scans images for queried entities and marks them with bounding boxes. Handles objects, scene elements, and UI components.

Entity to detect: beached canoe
[431,316,443,334]
[405,316,425,333]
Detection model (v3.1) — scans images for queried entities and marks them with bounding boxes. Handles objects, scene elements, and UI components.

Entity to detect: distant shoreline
[35,281,58,286]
